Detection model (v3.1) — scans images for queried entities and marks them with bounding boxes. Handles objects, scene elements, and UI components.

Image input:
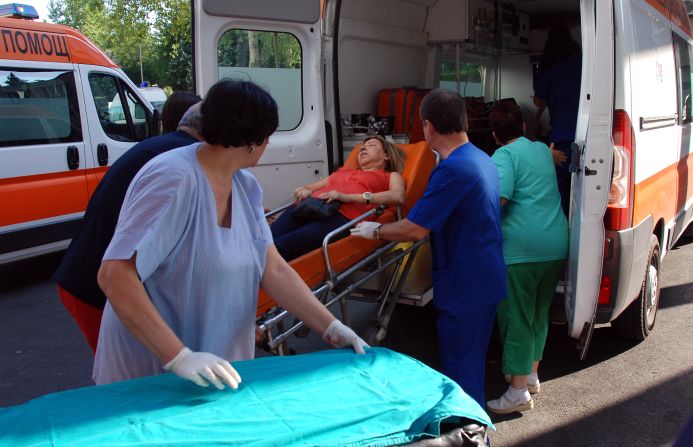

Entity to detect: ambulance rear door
[566,0,615,359]
[193,0,327,209]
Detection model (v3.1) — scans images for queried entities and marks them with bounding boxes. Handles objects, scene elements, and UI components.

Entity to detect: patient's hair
[362,135,406,173]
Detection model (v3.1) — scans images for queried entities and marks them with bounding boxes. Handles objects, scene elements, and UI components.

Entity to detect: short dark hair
[200,79,278,147]
[489,101,524,144]
[419,90,467,134]
[161,91,202,134]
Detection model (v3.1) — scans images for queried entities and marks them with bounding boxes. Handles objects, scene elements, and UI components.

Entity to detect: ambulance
[0,3,156,264]
[193,0,693,356]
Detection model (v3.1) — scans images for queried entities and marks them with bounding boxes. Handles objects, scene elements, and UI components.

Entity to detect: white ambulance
[192,0,693,355]
[0,4,156,264]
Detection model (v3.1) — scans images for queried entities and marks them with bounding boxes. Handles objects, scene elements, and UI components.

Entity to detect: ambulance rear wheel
[611,235,660,341]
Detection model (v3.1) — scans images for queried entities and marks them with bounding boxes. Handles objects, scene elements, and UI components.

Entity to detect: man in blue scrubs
[351,90,506,406]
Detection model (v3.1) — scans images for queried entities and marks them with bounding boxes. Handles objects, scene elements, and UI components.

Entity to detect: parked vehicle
[192,0,693,355]
[137,86,167,112]
[0,4,156,264]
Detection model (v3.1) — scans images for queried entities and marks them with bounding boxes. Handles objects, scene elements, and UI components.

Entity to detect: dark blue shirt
[53,130,198,308]
[534,55,582,143]
[407,142,506,314]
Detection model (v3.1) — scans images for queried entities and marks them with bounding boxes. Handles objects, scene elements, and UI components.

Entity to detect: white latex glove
[322,319,370,354]
[164,347,241,390]
[350,221,381,240]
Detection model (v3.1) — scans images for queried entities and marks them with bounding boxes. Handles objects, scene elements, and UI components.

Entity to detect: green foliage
[5,72,27,88]
[218,29,301,69]
[47,0,193,91]
[439,62,483,82]
[46,1,303,92]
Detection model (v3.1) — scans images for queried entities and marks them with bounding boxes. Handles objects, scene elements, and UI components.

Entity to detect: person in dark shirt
[53,91,202,353]
[533,24,582,217]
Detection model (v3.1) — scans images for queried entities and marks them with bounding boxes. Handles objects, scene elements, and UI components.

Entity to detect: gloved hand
[164,347,241,390]
[350,221,381,240]
[322,319,370,354]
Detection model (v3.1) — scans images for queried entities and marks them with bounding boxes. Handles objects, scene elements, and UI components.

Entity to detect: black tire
[611,234,660,340]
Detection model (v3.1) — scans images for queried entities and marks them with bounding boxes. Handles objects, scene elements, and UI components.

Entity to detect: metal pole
[139,44,144,85]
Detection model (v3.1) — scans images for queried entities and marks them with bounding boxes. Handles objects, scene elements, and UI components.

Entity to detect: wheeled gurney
[0,348,492,446]
[257,141,437,353]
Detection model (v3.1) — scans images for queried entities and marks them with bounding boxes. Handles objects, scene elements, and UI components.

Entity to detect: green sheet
[0,348,492,446]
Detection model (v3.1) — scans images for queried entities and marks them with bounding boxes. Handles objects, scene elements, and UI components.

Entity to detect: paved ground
[1,227,692,446]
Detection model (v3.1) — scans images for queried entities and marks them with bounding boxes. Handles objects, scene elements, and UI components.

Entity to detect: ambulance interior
[331,0,581,161]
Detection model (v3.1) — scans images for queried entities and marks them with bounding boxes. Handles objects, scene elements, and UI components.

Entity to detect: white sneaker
[487,391,534,415]
[504,374,541,394]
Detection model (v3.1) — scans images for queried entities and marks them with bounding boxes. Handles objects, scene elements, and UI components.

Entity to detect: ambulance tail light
[605,109,634,231]
[598,276,612,305]
[0,3,39,19]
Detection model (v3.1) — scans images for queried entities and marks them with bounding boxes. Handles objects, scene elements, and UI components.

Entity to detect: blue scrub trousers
[436,303,498,407]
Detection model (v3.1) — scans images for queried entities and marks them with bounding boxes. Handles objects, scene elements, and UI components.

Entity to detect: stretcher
[0,348,491,446]
[257,141,438,354]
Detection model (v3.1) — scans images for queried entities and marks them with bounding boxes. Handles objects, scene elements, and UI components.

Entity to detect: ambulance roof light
[0,3,39,20]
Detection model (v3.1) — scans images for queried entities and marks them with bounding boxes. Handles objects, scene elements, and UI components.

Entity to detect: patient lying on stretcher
[271,135,406,261]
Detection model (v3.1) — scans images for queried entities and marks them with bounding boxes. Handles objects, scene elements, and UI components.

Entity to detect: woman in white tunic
[95,80,367,389]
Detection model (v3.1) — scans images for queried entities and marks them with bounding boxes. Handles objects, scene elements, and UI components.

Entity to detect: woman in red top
[271,135,406,261]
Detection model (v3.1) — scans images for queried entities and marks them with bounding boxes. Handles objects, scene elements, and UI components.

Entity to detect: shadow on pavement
[507,368,693,447]
[0,252,64,293]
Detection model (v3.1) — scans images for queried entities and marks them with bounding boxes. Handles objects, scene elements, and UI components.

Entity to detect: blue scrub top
[408,142,506,314]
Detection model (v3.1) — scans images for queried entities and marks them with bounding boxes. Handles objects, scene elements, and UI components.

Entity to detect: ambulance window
[673,34,692,124]
[217,29,302,130]
[0,68,82,148]
[438,45,485,98]
[88,73,151,142]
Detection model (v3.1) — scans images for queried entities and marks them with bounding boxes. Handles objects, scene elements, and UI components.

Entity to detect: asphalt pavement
[1,227,692,446]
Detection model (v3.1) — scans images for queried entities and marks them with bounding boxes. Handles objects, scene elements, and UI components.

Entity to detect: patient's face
[358,139,388,170]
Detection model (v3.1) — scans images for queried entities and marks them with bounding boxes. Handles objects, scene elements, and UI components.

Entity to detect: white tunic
[93,143,272,385]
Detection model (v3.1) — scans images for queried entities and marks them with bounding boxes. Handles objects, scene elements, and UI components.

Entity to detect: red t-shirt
[313,168,392,220]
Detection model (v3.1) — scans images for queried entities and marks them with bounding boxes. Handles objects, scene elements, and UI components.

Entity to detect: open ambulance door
[192,0,327,209]
[567,0,615,360]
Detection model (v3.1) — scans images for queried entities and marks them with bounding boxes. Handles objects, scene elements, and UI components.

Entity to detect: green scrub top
[491,137,568,265]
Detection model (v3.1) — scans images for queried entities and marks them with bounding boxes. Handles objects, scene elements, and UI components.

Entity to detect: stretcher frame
[256,141,438,355]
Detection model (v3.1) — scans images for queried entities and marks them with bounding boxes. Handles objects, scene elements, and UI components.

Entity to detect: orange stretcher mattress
[257,140,436,316]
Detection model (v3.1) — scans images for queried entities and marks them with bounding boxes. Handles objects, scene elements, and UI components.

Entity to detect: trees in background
[48,0,192,91]
[47,1,302,93]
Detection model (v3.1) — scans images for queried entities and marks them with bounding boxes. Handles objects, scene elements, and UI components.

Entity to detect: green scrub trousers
[497,260,564,375]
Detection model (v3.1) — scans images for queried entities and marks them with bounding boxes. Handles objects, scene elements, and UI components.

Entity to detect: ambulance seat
[257,140,437,316]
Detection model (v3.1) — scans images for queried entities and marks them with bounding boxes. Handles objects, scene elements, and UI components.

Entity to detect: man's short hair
[177,103,202,131]
[200,79,278,148]
[489,101,524,144]
[419,90,468,134]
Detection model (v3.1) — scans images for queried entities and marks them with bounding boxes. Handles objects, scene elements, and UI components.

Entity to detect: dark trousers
[271,204,350,261]
[436,303,498,408]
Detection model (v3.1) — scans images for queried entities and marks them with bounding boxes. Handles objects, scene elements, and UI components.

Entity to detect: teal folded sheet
[0,348,492,446]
